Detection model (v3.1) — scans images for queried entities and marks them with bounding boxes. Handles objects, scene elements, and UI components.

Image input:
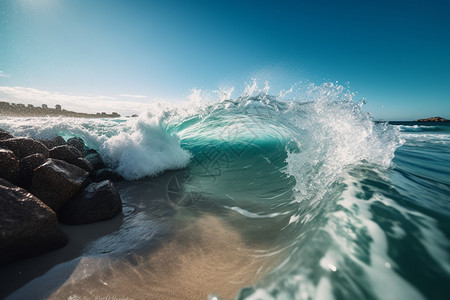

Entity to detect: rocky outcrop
[0,179,67,264]
[49,145,83,165]
[74,157,94,173]
[0,130,126,263]
[49,145,94,173]
[85,152,106,170]
[59,180,122,225]
[0,137,49,159]
[18,153,47,189]
[30,159,89,212]
[416,116,449,122]
[0,149,19,183]
[0,128,14,140]
[67,137,86,154]
[94,167,123,182]
[39,136,66,149]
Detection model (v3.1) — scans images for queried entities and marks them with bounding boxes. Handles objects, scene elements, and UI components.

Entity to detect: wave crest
[101,111,191,180]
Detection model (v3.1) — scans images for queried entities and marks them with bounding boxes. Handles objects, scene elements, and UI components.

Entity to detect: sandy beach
[1,172,281,300]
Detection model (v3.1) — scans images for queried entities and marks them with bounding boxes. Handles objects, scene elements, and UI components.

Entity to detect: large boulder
[74,157,94,173]
[0,128,14,140]
[58,180,122,225]
[49,145,83,164]
[18,153,47,188]
[0,137,49,159]
[39,135,66,149]
[93,167,123,182]
[49,145,94,173]
[85,152,106,170]
[0,179,67,264]
[0,149,19,183]
[30,159,89,212]
[67,137,86,154]
[53,135,67,146]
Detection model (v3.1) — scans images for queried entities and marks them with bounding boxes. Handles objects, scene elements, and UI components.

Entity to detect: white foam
[100,111,191,180]
[285,82,401,204]
[224,206,289,219]
[329,174,426,300]
[315,277,335,300]
[0,112,191,180]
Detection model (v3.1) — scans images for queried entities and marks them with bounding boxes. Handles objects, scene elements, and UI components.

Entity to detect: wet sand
[2,173,281,300]
[6,215,274,300]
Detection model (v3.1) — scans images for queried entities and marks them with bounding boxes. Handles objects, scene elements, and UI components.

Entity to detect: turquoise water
[1,83,449,299]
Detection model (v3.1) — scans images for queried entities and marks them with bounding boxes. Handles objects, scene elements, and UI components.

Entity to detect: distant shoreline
[414,116,449,122]
[376,116,450,124]
[0,101,120,118]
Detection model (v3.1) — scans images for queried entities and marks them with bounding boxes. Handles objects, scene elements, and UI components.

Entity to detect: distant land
[375,116,450,125]
[414,116,449,122]
[0,101,120,118]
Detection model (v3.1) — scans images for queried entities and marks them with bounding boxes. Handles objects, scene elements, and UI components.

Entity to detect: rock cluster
[0,129,123,264]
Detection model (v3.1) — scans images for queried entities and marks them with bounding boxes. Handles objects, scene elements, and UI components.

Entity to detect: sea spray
[100,111,191,180]
[285,82,401,205]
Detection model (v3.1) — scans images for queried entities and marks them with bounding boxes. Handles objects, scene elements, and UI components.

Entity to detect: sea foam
[100,111,191,180]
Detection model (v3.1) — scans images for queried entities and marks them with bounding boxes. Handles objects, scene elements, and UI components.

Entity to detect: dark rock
[0,179,67,264]
[0,178,15,187]
[18,153,47,189]
[49,145,94,173]
[0,137,49,159]
[85,152,106,170]
[0,149,19,183]
[30,158,89,212]
[94,168,123,182]
[39,139,56,149]
[67,137,85,154]
[49,145,82,165]
[53,136,66,146]
[85,148,99,155]
[0,128,14,140]
[41,135,67,149]
[59,180,122,225]
[73,157,94,173]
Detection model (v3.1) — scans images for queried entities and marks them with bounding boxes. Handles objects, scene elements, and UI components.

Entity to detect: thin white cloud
[0,86,153,116]
[119,94,148,99]
[0,71,10,78]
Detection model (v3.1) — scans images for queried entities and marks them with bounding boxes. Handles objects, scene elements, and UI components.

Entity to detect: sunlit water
[1,82,449,299]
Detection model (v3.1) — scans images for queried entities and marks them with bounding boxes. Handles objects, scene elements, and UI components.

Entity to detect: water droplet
[328,263,337,272]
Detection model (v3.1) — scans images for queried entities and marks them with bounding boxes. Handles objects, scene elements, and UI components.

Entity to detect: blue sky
[0,0,449,120]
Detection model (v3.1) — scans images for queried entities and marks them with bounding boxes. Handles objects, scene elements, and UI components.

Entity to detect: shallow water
[3,173,280,300]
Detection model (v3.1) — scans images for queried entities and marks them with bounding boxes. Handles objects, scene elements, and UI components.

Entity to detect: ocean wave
[0,82,400,183]
[396,124,450,133]
[6,81,438,299]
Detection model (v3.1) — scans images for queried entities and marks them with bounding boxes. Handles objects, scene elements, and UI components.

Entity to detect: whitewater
[1,82,449,299]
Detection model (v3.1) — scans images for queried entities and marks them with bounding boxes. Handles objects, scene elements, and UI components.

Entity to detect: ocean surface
[1,83,449,299]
